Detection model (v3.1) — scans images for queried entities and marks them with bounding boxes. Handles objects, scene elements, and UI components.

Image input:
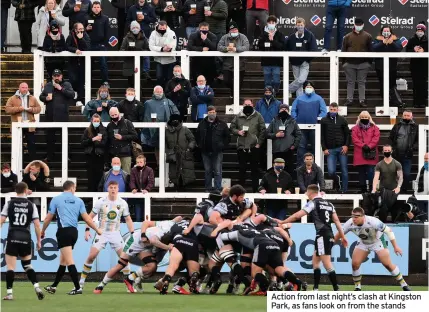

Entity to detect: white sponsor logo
[266,245,280,250]
[380,16,415,25]
[422,238,429,260]
[353,0,384,3]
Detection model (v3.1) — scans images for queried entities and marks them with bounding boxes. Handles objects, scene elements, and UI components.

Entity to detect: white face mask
[126,95,135,102]
[76,32,84,39]
[354,25,364,32]
[3,172,11,178]
[416,31,424,38]
[131,28,140,35]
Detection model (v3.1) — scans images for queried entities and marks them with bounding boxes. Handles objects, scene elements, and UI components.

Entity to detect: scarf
[359,122,371,130]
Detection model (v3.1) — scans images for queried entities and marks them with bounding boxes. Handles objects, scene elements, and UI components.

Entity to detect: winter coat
[66,31,91,66]
[320,114,350,151]
[189,85,214,121]
[149,27,177,64]
[196,116,230,153]
[230,110,266,150]
[98,169,130,192]
[86,12,109,45]
[1,172,18,193]
[291,93,327,124]
[258,167,293,210]
[35,5,65,47]
[342,30,372,65]
[406,34,429,70]
[351,123,380,166]
[5,91,41,132]
[187,30,218,51]
[246,0,268,10]
[183,0,207,27]
[266,115,302,153]
[157,0,182,29]
[218,32,249,70]
[416,166,428,194]
[141,95,180,147]
[389,119,418,160]
[117,98,145,122]
[126,3,157,38]
[255,96,281,123]
[120,31,149,77]
[12,0,36,22]
[327,0,352,6]
[296,164,325,193]
[165,123,196,186]
[165,76,192,115]
[42,33,67,52]
[62,0,91,29]
[81,123,108,156]
[371,35,402,71]
[83,99,118,122]
[285,29,318,66]
[106,118,138,157]
[205,0,228,35]
[129,166,155,191]
[39,80,75,122]
[258,28,285,67]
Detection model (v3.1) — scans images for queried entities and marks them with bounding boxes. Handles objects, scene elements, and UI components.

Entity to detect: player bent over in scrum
[334,207,411,291]
[0,182,44,300]
[79,181,135,289]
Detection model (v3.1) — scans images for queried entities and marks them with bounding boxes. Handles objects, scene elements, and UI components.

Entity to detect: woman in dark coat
[42,20,67,81]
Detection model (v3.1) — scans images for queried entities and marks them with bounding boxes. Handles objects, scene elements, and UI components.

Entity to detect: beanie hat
[416,21,426,32]
[130,21,141,31]
[229,21,238,31]
[279,104,289,112]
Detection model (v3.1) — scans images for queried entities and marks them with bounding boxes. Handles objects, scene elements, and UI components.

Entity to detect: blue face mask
[274,166,284,172]
[198,84,206,89]
[329,112,337,118]
[112,165,121,171]
[424,162,428,171]
[92,122,100,128]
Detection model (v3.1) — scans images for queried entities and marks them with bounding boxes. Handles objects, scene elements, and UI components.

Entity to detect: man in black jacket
[258,158,293,220]
[183,0,206,38]
[39,69,76,162]
[389,110,418,193]
[22,160,50,193]
[188,22,218,85]
[1,0,11,52]
[321,102,350,193]
[86,1,109,85]
[117,88,145,122]
[106,107,138,174]
[296,153,325,194]
[196,106,230,193]
[1,163,18,193]
[62,0,92,31]
[165,65,192,121]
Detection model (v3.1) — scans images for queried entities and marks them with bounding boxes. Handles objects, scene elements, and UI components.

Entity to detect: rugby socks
[68,265,81,290]
[98,274,112,288]
[327,267,339,291]
[211,266,221,283]
[128,272,138,282]
[391,266,408,287]
[122,263,130,276]
[284,271,302,287]
[254,273,269,292]
[6,270,14,294]
[22,260,39,288]
[313,268,321,290]
[352,269,362,289]
[80,263,92,285]
[175,277,187,287]
[52,265,66,287]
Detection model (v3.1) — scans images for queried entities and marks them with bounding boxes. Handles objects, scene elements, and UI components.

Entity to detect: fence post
[418,125,429,170]
[135,56,141,100]
[62,126,68,182]
[314,124,322,171]
[159,123,166,193]
[300,197,307,223]
[233,55,240,113]
[267,139,272,170]
[85,55,91,104]
[283,55,289,104]
[181,50,190,80]
[11,123,23,181]
[145,196,151,221]
[329,54,338,104]
[383,56,390,111]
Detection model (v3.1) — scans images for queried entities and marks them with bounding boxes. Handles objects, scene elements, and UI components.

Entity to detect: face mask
[201,30,209,35]
[92,122,100,128]
[111,116,119,122]
[198,84,206,89]
[296,25,304,32]
[278,111,288,119]
[207,113,216,121]
[267,24,276,31]
[274,166,284,172]
[112,165,121,171]
[243,106,253,116]
[51,30,59,35]
[264,94,272,100]
[100,92,108,99]
[171,120,180,127]
[154,94,163,100]
[355,25,364,32]
[76,32,83,39]
[230,32,238,38]
[384,152,391,158]
[416,31,424,38]
[305,87,314,95]
[138,1,145,7]
[3,172,10,178]
[360,119,369,125]
[173,72,181,78]
[131,28,140,35]
[157,29,166,35]
[329,112,337,118]
[382,31,391,38]
[136,165,143,170]
[126,95,135,102]
[424,162,428,170]
[403,119,411,123]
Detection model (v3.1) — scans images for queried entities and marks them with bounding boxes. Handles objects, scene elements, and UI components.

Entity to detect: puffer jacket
[230,109,266,150]
[149,26,177,64]
[35,5,66,47]
[320,114,350,151]
[81,123,108,156]
[120,31,149,77]
[266,115,302,153]
[389,119,418,160]
[217,32,249,70]
[205,0,228,35]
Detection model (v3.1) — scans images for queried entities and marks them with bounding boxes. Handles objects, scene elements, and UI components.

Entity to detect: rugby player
[0,182,44,300]
[334,207,411,291]
[282,184,348,291]
[79,181,135,289]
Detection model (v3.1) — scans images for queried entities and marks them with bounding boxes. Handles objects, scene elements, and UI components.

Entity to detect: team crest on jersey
[117,205,121,210]
[107,210,117,220]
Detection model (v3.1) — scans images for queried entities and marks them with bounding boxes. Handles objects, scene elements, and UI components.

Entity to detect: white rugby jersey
[154,220,175,235]
[92,196,130,232]
[343,216,386,245]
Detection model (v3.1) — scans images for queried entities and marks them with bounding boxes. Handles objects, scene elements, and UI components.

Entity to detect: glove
[362,145,370,152]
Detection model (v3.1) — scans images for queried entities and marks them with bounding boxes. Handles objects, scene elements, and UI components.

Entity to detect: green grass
[1,283,428,312]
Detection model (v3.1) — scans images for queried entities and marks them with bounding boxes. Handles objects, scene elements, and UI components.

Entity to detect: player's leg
[94,252,130,294]
[351,245,369,291]
[155,247,183,294]
[312,252,322,291]
[186,260,201,294]
[240,253,253,291]
[320,254,339,291]
[79,246,101,288]
[3,255,17,300]
[377,248,410,290]
[315,235,338,291]
[247,263,269,295]
[111,232,131,278]
[21,254,44,300]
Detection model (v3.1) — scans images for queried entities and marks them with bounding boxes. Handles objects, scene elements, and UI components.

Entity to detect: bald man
[106,107,138,174]
[5,82,41,161]
[190,75,214,122]
[98,157,131,192]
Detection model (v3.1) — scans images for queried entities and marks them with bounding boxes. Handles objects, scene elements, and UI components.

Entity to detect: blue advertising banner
[1,223,409,275]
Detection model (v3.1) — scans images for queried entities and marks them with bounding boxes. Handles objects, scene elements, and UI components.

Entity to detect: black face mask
[403,119,411,124]
[201,30,208,35]
[51,30,59,35]
[278,111,288,120]
[157,29,166,35]
[111,116,119,122]
[384,152,392,158]
[360,119,369,125]
[171,120,180,127]
[243,106,253,116]
[136,165,143,170]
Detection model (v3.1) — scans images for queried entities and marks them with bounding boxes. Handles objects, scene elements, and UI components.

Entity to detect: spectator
[42,20,67,80]
[120,21,151,87]
[415,153,428,212]
[196,106,230,193]
[218,21,249,96]
[165,65,192,121]
[190,75,214,122]
[111,0,135,47]
[149,20,177,88]
[81,113,107,192]
[39,69,75,162]
[266,104,301,179]
[258,15,286,95]
[62,0,91,31]
[322,0,351,53]
[321,102,350,193]
[98,157,130,192]
[285,17,317,97]
[372,144,403,195]
[130,154,155,221]
[183,0,206,38]
[225,0,245,34]
[230,99,265,192]
[165,114,196,189]
[255,86,281,123]
[245,0,268,49]
[296,153,325,194]
[351,111,380,193]
[83,85,118,122]
[141,86,179,165]
[35,0,65,49]
[66,22,90,106]
[389,110,418,193]
[258,158,293,220]
[342,17,372,107]
[86,1,109,86]
[291,80,327,167]
[106,107,138,174]
[406,22,428,108]
[5,82,41,162]
[12,0,36,53]
[117,88,145,122]
[1,164,18,193]
[371,25,402,100]
[1,0,11,53]
[158,0,182,31]
[204,0,227,42]
[126,0,157,39]
[148,0,162,18]
[187,22,218,85]
[22,160,50,192]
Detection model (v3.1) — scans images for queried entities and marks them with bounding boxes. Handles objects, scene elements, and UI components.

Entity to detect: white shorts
[122,232,154,258]
[355,239,386,253]
[92,231,124,251]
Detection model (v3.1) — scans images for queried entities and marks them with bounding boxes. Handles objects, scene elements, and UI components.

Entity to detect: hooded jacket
[35,5,66,47]
[39,80,75,122]
[230,109,266,150]
[83,99,118,122]
[266,114,302,153]
[255,96,281,123]
[389,119,418,160]
[42,31,67,53]
[149,26,177,64]
[217,32,249,71]
[81,123,108,156]
[296,163,325,193]
[5,91,41,132]
[258,27,286,67]
[196,116,230,153]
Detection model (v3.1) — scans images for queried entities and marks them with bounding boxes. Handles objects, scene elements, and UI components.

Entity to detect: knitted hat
[49,20,59,31]
[229,21,238,31]
[416,21,426,32]
[279,104,289,112]
[130,21,141,31]
[169,114,182,122]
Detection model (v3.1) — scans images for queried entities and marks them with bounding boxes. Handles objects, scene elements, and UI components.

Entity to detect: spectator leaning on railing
[41,20,67,80]
[1,164,18,194]
[296,153,325,194]
[22,160,50,193]
[165,65,192,121]
[62,0,91,31]
[117,88,145,122]
[83,85,118,122]
[190,75,214,122]
[98,157,130,192]
[35,0,65,49]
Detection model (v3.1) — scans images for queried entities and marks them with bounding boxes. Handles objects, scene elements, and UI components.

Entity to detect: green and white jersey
[343,216,386,245]
[92,196,130,232]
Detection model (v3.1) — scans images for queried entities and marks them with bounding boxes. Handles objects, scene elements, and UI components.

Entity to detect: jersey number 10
[13,213,27,226]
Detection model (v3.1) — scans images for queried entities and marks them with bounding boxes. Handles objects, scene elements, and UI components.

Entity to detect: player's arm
[0,216,6,227]
[372,171,380,193]
[140,220,156,233]
[332,212,348,247]
[274,226,293,247]
[382,225,402,256]
[33,219,42,250]
[281,210,307,224]
[81,212,102,235]
[184,213,204,235]
[237,208,252,223]
[210,219,233,237]
[172,216,183,223]
[209,210,224,225]
[124,215,135,234]
[0,202,9,227]
[41,212,54,236]
[149,235,172,251]
[84,211,97,241]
